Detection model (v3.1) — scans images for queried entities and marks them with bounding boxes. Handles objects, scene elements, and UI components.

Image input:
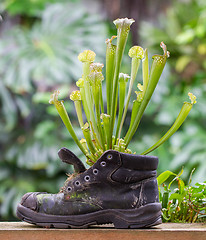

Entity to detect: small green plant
[50,18,196,165]
[157,170,206,223]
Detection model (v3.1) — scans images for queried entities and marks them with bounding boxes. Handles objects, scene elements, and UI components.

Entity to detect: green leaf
[178,178,185,194]
[168,168,184,190]
[157,170,176,186]
[169,193,184,203]
[162,210,171,222]
[162,192,169,209]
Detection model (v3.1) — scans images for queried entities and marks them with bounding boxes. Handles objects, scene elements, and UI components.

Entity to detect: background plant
[157,169,206,223]
[0,0,61,17]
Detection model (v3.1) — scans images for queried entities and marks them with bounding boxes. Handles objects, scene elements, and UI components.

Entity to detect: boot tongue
[58,148,86,173]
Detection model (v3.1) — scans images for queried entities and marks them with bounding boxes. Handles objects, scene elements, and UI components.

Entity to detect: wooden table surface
[0,222,206,240]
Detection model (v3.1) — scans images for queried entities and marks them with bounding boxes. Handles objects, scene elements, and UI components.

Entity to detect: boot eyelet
[67,186,72,192]
[84,175,90,182]
[100,161,106,167]
[107,154,113,160]
[75,181,81,186]
[93,169,99,175]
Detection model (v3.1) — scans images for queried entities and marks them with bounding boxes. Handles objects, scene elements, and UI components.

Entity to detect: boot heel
[112,203,162,229]
[113,216,162,229]
[113,218,130,229]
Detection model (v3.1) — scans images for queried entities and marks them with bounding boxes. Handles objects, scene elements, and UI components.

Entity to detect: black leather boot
[16,148,162,229]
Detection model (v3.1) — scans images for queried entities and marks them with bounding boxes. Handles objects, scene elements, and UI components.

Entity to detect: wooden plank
[0,222,205,240]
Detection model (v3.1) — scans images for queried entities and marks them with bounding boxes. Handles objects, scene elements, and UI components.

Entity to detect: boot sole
[16,202,162,229]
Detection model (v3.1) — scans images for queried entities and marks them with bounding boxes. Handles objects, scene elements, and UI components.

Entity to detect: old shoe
[16,148,162,228]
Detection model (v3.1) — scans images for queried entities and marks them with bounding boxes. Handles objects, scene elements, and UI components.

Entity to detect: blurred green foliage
[0,1,107,220]
[0,0,66,17]
[0,0,205,221]
[136,0,206,183]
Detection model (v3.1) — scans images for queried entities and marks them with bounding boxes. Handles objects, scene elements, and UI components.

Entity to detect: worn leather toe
[20,192,38,211]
